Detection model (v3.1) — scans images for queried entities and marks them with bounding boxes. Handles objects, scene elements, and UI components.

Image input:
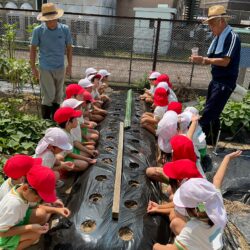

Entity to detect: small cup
[191,47,199,56]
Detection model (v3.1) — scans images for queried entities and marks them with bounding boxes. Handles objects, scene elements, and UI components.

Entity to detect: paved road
[12,51,250,89]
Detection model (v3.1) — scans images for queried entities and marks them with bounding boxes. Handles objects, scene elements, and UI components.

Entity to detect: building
[200,0,250,11]
[133,4,176,55]
[0,0,35,9]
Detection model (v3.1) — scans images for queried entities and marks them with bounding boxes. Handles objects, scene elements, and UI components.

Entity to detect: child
[147,159,203,218]
[155,81,178,103]
[85,67,97,78]
[54,107,96,171]
[78,78,105,123]
[65,84,85,101]
[0,155,42,201]
[141,87,169,135]
[184,106,207,160]
[140,71,161,102]
[61,98,98,157]
[35,127,74,180]
[0,165,70,250]
[153,150,242,250]
[98,69,111,94]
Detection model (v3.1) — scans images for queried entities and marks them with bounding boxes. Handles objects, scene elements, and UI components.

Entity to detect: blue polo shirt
[31,22,72,70]
[208,29,241,90]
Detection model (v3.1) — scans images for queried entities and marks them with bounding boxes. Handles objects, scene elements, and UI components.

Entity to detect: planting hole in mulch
[124,200,138,209]
[95,175,107,181]
[131,139,140,144]
[105,146,114,152]
[112,113,120,117]
[80,220,96,234]
[115,108,121,111]
[135,114,141,118]
[102,158,113,164]
[106,136,114,141]
[129,162,139,169]
[131,150,139,155]
[128,180,140,188]
[89,193,103,203]
[118,227,134,241]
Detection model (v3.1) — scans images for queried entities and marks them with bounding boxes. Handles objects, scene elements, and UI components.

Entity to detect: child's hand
[191,114,200,122]
[52,199,64,208]
[90,150,99,158]
[62,161,75,171]
[225,150,242,160]
[147,200,159,214]
[31,223,49,234]
[56,207,71,218]
[87,158,97,164]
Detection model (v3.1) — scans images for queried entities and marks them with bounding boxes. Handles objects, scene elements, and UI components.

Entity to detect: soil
[0,91,41,116]
[95,175,108,181]
[89,193,102,203]
[124,200,138,209]
[118,227,134,241]
[81,220,97,234]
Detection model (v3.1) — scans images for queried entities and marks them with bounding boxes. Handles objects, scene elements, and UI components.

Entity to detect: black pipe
[152,19,161,71]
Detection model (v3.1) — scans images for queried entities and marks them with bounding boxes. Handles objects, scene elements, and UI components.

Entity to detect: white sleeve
[0,197,24,232]
[175,225,195,249]
[154,107,165,120]
[0,179,11,201]
[40,151,56,169]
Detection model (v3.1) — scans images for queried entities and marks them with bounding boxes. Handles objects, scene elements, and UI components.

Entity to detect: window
[71,20,90,35]
[8,15,20,29]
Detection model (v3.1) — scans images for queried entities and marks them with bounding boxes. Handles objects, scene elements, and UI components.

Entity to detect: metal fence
[0,8,250,88]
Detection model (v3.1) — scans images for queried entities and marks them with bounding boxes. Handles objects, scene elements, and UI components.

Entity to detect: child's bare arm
[213,150,242,189]
[38,205,70,217]
[0,224,49,237]
[153,243,179,250]
[186,115,199,140]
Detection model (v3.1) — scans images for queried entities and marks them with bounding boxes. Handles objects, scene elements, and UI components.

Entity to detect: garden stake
[124,89,132,129]
[112,122,124,220]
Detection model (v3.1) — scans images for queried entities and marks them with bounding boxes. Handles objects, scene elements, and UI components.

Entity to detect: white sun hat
[98,69,111,77]
[35,127,72,155]
[184,106,199,116]
[61,98,83,109]
[78,78,94,88]
[85,67,97,77]
[149,71,161,80]
[173,178,227,228]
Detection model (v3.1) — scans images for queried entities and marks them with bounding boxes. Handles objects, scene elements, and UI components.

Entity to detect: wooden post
[112,122,124,220]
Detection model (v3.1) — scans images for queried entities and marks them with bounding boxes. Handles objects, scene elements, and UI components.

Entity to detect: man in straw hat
[30,3,72,120]
[190,5,241,145]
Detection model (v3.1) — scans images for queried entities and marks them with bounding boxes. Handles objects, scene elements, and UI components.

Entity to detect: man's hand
[225,150,242,160]
[31,67,39,79]
[66,65,72,76]
[190,55,203,64]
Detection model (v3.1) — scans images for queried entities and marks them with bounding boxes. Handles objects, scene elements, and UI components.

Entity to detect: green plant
[1,23,17,59]
[0,98,53,170]
[196,92,250,133]
[135,73,150,89]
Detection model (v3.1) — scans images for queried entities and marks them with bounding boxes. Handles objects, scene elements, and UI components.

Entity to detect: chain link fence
[0,8,249,89]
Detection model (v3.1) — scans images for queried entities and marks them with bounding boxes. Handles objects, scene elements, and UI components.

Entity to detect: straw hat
[37,3,64,21]
[203,5,231,23]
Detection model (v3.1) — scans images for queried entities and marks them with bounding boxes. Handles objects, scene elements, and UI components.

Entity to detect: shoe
[41,105,52,120]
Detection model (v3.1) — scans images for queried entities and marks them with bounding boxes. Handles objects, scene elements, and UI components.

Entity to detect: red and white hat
[4,155,42,179]
[88,74,102,82]
[98,69,111,77]
[149,71,161,80]
[78,78,94,88]
[170,135,197,163]
[27,165,57,203]
[35,127,72,155]
[167,102,182,114]
[154,87,169,107]
[65,84,85,99]
[54,107,82,124]
[155,74,173,89]
[61,98,84,109]
[173,178,227,228]
[85,67,97,77]
[163,159,203,180]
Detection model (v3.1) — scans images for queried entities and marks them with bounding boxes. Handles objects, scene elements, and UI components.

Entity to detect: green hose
[124,89,133,128]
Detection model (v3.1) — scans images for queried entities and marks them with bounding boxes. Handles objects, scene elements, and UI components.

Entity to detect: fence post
[152,19,161,71]
[189,63,195,87]
[128,37,133,85]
